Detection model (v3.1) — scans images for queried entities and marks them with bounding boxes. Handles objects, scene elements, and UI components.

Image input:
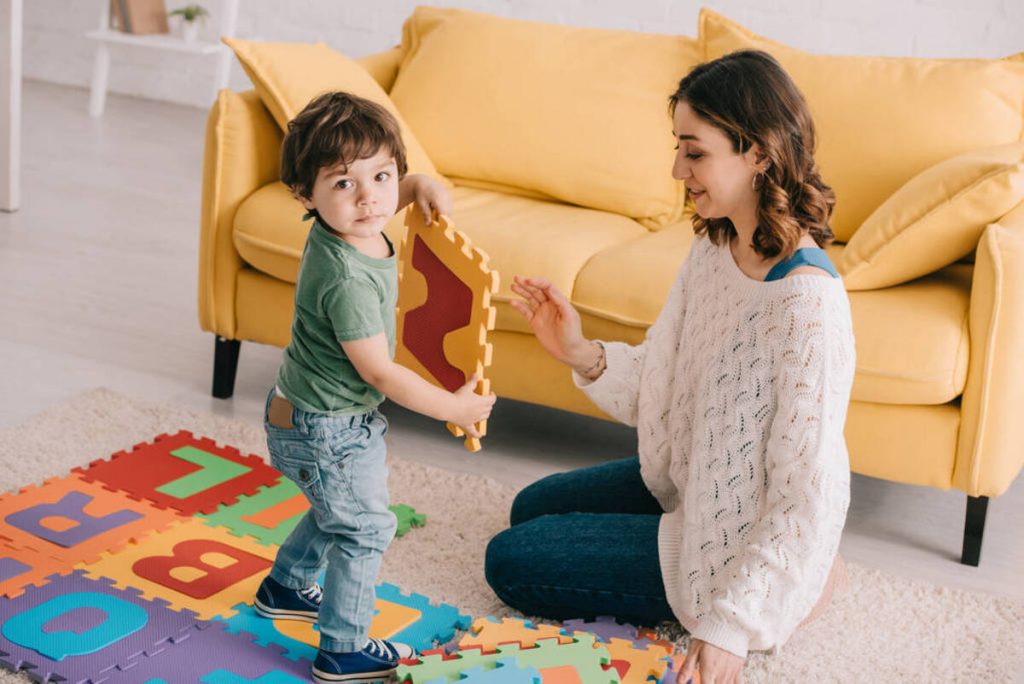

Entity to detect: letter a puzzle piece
[0,570,201,683]
[76,517,275,620]
[396,205,499,452]
[0,473,183,569]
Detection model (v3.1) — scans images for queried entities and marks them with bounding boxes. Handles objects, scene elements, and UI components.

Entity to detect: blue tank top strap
[764,248,839,282]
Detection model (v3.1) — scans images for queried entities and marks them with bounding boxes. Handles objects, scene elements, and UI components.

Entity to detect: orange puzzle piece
[395,205,499,452]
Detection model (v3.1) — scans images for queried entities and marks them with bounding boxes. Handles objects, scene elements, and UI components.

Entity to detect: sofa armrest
[955,200,1024,497]
[198,89,283,338]
[357,46,405,92]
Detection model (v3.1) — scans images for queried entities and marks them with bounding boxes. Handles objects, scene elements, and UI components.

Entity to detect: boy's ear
[290,186,316,210]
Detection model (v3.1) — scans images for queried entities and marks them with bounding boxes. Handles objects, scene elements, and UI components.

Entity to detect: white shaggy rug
[0,389,1022,683]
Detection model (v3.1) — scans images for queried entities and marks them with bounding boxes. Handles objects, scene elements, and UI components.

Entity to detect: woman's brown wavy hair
[669,50,835,259]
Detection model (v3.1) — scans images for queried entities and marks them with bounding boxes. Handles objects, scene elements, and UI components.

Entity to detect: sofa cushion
[839,143,1024,290]
[389,6,702,228]
[222,38,442,181]
[574,233,969,405]
[700,8,1024,243]
[233,183,648,331]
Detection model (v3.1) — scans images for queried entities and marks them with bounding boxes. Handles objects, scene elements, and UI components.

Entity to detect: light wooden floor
[2,81,1022,603]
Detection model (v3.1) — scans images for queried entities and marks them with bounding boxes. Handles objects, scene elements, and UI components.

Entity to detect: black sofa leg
[212,336,241,399]
[960,495,989,567]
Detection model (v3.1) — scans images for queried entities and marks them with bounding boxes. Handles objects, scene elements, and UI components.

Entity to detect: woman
[485,50,856,684]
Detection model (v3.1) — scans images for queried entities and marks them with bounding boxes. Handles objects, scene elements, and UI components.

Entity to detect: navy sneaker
[312,638,416,684]
[253,575,322,623]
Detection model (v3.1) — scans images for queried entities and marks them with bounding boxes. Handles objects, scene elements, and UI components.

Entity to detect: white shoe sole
[311,665,395,684]
[253,597,318,623]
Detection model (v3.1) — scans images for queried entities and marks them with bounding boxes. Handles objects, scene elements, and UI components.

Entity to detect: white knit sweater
[575,235,855,658]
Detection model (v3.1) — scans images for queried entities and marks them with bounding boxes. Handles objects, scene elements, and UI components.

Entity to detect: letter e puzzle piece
[396,205,499,452]
[73,430,281,515]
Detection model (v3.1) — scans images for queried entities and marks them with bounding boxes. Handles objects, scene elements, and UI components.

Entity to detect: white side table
[87,0,239,117]
[0,0,21,212]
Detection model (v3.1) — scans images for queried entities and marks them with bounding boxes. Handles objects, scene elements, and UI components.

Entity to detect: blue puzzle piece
[214,603,317,662]
[376,583,472,652]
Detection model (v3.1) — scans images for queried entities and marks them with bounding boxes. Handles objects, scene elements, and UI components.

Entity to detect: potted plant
[168,4,209,43]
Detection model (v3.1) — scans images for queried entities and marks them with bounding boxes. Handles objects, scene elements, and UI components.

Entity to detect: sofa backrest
[700,9,1024,242]
[388,6,703,230]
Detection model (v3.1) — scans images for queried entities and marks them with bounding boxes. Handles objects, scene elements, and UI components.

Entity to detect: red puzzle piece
[73,431,280,515]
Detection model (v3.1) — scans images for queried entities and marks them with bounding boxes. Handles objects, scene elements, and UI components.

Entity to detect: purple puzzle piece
[0,570,202,684]
[6,491,143,548]
[561,615,639,642]
[100,621,309,682]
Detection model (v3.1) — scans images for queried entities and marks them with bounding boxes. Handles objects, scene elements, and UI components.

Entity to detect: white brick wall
[24,0,1024,111]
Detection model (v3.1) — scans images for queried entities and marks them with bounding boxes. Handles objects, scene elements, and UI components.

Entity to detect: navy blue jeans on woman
[484,457,676,626]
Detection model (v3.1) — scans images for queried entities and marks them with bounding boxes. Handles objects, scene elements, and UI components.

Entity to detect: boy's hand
[404,174,453,225]
[449,372,496,438]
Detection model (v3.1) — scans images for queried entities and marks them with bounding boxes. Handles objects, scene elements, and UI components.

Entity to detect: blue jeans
[263,389,397,652]
[484,457,675,626]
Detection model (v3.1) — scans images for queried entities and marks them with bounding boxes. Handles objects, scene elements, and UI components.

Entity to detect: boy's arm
[342,333,490,438]
[396,174,452,221]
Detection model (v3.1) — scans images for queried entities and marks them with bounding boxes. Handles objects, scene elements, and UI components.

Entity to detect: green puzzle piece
[198,478,306,545]
[397,634,619,684]
[198,480,425,545]
[157,446,252,499]
[392,504,427,538]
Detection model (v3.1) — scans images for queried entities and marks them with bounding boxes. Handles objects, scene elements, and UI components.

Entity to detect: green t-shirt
[276,220,397,414]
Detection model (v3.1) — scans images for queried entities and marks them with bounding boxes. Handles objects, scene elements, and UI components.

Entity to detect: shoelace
[365,638,396,660]
[299,583,323,604]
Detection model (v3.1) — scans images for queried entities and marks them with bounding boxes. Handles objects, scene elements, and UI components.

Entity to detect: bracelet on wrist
[580,341,605,377]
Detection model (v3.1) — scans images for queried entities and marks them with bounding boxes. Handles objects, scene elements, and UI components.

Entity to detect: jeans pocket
[269,442,326,508]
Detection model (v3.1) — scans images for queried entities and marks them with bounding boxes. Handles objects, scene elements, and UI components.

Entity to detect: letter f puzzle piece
[396,205,499,452]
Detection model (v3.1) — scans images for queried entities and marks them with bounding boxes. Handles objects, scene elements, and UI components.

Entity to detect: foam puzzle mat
[0,431,679,683]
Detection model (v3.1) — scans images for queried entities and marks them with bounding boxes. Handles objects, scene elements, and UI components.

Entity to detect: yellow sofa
[199,7,1024,565]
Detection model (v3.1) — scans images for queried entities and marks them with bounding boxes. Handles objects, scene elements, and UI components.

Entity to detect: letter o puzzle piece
[0,570,200,682]
[396,205,499,452]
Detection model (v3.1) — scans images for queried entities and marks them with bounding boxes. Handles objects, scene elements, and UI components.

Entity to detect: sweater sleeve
[572,253,691,427]
[690,287,855,658]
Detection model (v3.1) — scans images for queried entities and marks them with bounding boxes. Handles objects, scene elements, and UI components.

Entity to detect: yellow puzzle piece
[395,205,499,452]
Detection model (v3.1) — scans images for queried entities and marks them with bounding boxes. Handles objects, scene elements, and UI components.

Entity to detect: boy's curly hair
[280,91,408,200]
[670,50,835,258]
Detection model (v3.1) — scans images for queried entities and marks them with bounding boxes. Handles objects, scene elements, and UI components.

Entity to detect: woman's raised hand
[510,276,587,366]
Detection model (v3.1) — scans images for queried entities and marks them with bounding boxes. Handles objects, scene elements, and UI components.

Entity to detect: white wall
[25,0,1024,110]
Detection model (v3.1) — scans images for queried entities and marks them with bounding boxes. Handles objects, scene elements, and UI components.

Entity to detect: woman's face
[671,100,763,222]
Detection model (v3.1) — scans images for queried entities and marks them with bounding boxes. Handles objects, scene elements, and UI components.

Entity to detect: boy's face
[300,149,400,241]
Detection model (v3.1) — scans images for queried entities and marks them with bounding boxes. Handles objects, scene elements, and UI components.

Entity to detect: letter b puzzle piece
[74,430,281,515]
[396,205,499,452]
[0,570,200,683]
[0,473,183,572]
[77,517,275,620]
